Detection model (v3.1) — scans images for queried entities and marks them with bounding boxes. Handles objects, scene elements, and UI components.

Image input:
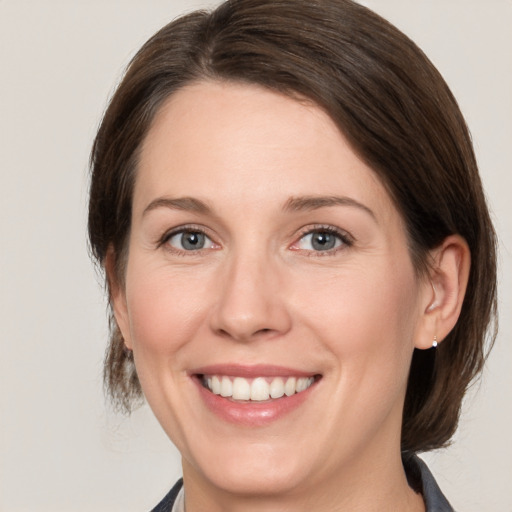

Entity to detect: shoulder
[403,454,455,512]
[150,478,183,512]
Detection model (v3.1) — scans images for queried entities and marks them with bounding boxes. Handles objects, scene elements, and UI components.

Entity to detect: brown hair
[88,0,497,453]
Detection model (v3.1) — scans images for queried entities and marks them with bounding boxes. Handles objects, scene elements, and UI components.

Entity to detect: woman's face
[114,81,432,496]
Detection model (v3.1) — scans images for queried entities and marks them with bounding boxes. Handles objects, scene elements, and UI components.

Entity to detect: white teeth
[269,377,285,399]
[284,377,296,396]
[220,376,232,397]
[205,375,315,400]
[251,377,270,401]
[296,377,309,392]
[232,377,251,400]
[211,376,221,394]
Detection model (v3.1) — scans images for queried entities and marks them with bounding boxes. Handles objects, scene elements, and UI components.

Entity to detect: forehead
[135,80,396,223]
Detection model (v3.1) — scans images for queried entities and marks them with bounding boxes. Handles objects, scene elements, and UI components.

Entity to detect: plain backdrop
[1,1,511,511]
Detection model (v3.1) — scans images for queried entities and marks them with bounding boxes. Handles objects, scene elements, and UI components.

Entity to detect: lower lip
[193,376,318,427]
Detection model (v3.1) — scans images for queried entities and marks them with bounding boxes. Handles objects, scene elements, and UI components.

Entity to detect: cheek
[124,260,208,358]
[295,260,421,366]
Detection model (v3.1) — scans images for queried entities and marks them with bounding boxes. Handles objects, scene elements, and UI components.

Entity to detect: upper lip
[189,364,319,378]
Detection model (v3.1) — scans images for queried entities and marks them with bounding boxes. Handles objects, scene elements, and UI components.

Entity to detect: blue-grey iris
[181,232,205,250]
[311,232,337,251]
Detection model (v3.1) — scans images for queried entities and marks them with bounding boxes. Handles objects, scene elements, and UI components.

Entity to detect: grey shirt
[151,454,454,511]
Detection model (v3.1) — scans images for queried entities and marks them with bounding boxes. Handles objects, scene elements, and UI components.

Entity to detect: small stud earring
[432,335,438,348]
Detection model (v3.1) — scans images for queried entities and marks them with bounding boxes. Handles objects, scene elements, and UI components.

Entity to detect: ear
[414,235,471,350]
[105,246,133,350]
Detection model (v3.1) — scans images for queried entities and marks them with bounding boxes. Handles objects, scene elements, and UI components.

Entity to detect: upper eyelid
[158,224,215,246]
[289,225,354,255]
[294,224,353,243]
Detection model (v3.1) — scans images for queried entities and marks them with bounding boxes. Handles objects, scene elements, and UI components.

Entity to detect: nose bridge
[210,243,291,341]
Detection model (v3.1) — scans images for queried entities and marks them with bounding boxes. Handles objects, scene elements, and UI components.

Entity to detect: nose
[209,250,292,342]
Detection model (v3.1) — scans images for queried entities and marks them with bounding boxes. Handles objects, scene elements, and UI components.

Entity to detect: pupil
[182,232,205,250]
[312,232,335,251]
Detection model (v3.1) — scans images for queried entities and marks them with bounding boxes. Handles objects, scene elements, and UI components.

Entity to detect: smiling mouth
[200,374,319,402]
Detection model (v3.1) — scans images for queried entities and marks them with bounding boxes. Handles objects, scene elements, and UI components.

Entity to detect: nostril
[253,328,278,337]
[216,326,275,341]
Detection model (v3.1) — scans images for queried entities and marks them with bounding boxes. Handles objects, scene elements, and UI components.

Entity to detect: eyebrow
[142,194,376,221]
[143,197,211,216]
[284,195,376,220]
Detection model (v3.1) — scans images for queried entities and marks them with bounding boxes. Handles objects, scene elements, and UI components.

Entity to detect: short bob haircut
[88,0,497,454]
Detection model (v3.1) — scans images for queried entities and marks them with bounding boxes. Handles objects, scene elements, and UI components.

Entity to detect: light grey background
[1,1,510,511]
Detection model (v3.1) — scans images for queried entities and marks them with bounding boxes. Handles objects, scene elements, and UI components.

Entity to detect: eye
[294,228,350,252]
[165,230,216,251]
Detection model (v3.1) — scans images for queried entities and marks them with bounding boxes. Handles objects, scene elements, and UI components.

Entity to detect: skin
[110,81,469,511]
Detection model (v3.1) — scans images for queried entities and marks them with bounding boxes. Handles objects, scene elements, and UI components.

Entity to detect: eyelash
[157,224,353,256]
[158,224,216,256]
[292,225,353,256]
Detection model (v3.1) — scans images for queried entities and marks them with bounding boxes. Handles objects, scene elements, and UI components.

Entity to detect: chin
[189,447,310,497]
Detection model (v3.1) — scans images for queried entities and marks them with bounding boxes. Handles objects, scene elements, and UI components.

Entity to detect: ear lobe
[105,247,133,350]
[415,235,471,350]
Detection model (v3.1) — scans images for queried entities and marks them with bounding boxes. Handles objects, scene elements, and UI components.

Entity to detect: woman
[88,0,497,510]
